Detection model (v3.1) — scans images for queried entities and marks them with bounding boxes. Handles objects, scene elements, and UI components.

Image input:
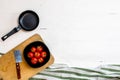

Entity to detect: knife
[14,50,22,79]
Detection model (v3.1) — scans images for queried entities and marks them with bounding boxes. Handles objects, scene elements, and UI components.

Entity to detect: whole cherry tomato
[37,46,43,52]
[31,47,36,52]
[38,57,44,63]
[31,57,38,64]
[27,52,34,58]
[41,51,47,58]
[34,52,41,58]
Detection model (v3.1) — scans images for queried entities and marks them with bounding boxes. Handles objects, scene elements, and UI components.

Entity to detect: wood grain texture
[0,34,54,80]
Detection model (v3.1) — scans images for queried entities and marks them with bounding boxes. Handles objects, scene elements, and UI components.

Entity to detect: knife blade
[14,50,22,79]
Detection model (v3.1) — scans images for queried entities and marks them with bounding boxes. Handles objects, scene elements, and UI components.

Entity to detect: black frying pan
[1,10,39,41]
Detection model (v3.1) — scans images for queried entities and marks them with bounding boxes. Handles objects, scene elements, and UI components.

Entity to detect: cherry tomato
[27,52,34,58]
[37,46,43,52]
[31,47,36,52]
[31,57,38,64]
[38,57,44,63]
[34,52,41,58]
[41,51,47,58]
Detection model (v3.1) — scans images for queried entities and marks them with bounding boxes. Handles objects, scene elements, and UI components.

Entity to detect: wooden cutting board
[0,34,54,80]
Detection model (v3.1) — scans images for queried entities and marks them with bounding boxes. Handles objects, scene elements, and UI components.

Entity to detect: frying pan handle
[1,26,21,41]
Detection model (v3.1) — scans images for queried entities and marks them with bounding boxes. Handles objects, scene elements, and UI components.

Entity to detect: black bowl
[23,41,50,68]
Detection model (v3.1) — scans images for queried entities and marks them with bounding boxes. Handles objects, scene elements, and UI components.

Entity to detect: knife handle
[16,63,21,79]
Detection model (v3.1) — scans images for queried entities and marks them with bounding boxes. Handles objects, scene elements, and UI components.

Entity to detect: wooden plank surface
[0,34,54,80]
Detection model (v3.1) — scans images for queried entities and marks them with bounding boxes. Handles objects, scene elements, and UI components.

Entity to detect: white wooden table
[0,0,120,68]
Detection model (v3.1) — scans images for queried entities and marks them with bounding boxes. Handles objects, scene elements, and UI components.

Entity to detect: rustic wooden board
[0,34,54,80]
